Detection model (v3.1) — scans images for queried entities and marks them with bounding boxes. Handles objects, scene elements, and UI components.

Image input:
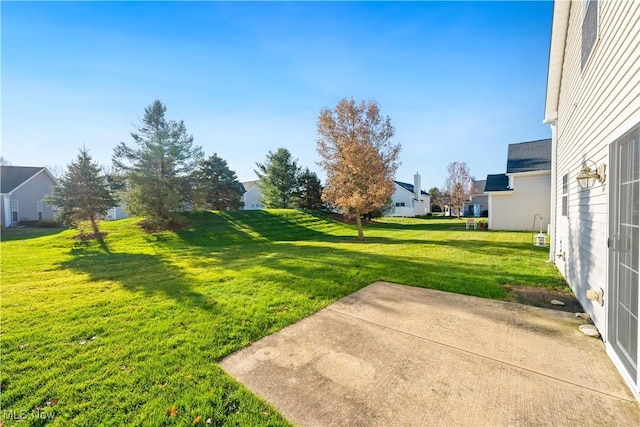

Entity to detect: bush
[35,219,63,228]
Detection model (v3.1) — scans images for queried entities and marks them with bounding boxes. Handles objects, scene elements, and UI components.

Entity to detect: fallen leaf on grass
[168,405,179,417]
[47,398,58,407]
[193,415,202,424]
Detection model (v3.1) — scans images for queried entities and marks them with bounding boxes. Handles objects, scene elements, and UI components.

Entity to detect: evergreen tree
[254,148,301,208]
[296,168,324,209]
[46,147,117,236]
[112,100,203,226]
[194,153,244,210]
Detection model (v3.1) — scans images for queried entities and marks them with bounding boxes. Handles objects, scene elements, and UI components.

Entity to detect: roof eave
[544,0,571,124]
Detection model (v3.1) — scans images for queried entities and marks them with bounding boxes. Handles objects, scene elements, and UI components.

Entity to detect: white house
[241,180,264,210]
[484,139,552,231]
[544,0,639,399]
[389,173,431,217]
[0,166,58,227]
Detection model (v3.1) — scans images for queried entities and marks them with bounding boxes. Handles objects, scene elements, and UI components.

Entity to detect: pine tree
[254,148,301,208]
[296,168,324,210]
[112,100,203,227]
[46,147,117,236]
[194,154,244,210]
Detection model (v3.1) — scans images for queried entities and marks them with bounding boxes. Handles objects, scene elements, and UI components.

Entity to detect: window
[11,200,19,222]
[581,0,598,70]
[561,173,569,217]
[37,200,43,221]
[395,202,405,207]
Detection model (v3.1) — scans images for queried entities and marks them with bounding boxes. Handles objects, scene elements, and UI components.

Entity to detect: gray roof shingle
[506,139,552,174]
[394,181,428,195]
[0,166,46,194]
[473,180,486,193]
[484,174,511,192]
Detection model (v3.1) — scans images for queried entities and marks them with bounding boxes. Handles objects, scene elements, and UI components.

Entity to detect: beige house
[484,139,552,231]
[544,0,639,399]
[0,166,58,227]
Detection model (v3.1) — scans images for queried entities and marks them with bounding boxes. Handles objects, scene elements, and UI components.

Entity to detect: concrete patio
[220,282,640,426]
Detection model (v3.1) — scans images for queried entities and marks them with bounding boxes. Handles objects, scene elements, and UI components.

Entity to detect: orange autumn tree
[317,98,401,239]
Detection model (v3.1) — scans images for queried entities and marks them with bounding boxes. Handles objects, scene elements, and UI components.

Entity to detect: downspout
[545,117,558,263]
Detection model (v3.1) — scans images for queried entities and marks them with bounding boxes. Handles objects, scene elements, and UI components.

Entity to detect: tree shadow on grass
[61,240,216,312]
[177,210,351,247]
[1,227,67,242]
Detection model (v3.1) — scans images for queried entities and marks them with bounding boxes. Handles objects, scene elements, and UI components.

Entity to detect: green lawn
[0,211,564,426]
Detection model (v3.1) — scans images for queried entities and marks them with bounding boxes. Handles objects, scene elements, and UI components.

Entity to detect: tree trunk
[90,215,100,236]
[355,214,364,239]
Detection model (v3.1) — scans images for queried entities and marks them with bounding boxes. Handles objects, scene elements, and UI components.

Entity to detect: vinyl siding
[488,173,551,231]
[553,0,640,333]
[10,171,56,222]
[242,186,264,210]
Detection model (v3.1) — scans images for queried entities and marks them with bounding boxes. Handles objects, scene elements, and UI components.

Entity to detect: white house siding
[242,186,264,210]
[551,0,639,338]
[388,183,431,217]
[7,172,56,224]
[487,173,551,231]
[389,184,414,216]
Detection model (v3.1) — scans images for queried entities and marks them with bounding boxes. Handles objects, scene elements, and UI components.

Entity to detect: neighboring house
[0,166,58,227]
[544,0,639,399]
[241,180,264,210]
[463,180,488,217]
[484,139,552,231]
[105,176,130,220]
[389,173,431,217]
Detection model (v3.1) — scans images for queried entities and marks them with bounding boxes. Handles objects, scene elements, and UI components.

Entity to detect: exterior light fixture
[576,160,606,189]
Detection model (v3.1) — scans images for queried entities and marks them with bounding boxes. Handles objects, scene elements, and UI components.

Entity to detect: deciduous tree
[194,154,244,210]
[444,162,476,219]
[255,148,301,208]
[46,147,117,236]
[112,100,203,227]
[317,98,401,238]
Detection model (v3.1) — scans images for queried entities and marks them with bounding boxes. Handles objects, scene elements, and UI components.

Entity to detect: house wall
[488,173,551,231]
[552,0,639,339]
[8,172,56,224]
[242,186,264,210]
[388,184,430,217]
[471,194,488,215]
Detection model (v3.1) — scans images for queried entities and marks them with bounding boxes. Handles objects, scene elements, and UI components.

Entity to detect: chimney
[414,172,421,201]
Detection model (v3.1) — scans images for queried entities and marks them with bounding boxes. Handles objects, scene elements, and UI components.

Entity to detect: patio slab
[220,281,640,426]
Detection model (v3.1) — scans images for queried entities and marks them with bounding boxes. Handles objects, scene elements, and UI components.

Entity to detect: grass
[0,211,564,426]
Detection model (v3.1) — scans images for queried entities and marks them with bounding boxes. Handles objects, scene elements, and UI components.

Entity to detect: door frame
[605,120,640,399]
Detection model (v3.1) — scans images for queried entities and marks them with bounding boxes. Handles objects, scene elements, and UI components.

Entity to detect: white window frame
[11,200,19,222]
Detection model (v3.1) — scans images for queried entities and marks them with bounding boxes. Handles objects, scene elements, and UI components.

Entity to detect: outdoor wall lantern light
[576,160,607,189]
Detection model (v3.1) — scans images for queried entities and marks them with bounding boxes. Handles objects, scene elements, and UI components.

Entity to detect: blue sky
[1,1,553,188]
